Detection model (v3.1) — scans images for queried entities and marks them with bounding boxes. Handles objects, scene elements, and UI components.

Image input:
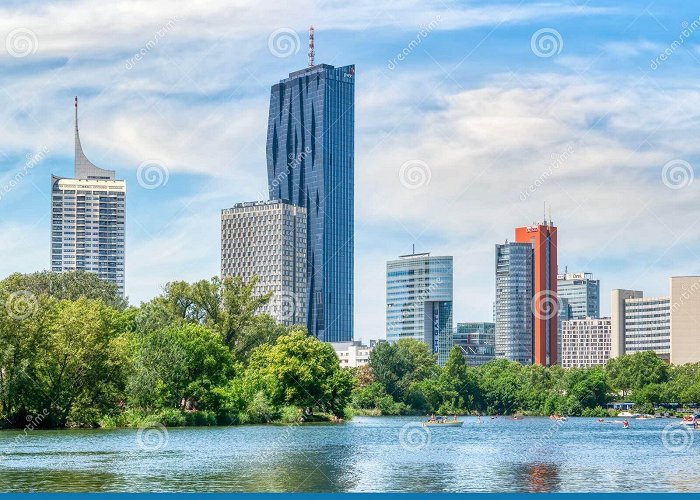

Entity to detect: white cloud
[354,71,700,337]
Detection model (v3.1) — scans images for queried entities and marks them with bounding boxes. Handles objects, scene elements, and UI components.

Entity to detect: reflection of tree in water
[215,448,356,492]
[0,469,117,492]
[513,462,560,493]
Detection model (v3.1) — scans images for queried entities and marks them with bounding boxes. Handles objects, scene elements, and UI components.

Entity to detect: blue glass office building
[494,242,534,364]
[386,253,454,365]
[266,63,355,342]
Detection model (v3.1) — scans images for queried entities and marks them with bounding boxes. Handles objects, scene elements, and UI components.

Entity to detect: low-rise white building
[332,341,374,368]
[561,318,612,368]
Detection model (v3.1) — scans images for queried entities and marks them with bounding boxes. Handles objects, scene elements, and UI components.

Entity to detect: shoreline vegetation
[1,271,699,430]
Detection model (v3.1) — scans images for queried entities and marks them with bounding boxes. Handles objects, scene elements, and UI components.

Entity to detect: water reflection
[511,462,561,492]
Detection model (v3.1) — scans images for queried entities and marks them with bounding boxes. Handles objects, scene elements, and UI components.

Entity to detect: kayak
[422,421,464,427]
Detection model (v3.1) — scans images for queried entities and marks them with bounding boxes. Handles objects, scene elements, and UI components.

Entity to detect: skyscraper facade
[266,63,355,342]
[611,290,670,362]
[51,98,126,295]
[560,318,611,368]
[220,200,307,326]
[494,242,534,364]
[557,271,600,319]
[514,222,558,365]
[386,253,453,365]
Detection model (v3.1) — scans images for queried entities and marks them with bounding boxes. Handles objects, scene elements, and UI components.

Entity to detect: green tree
[0,271,127,310]
[243,329,351,416]
[30,298,124,427]
[477,359,524,414]
[369,338,437,402]
[141,276,276,356]
[606,351,669,397]
[126,324,236,418]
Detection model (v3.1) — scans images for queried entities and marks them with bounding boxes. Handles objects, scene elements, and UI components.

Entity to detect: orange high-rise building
[514,221,558,365]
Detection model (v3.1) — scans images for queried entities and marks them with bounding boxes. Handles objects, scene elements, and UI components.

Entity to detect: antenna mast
[308,26,315,67]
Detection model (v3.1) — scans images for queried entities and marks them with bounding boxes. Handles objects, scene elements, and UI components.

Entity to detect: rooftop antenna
[412,243,415,255]
[543,201,546,225]
[548,205,552,226]
[308,26,315,67]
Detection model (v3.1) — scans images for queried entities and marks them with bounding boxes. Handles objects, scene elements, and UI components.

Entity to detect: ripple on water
[0,417,698,492]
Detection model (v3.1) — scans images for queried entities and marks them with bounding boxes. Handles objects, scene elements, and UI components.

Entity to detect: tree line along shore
[0,271,698,429]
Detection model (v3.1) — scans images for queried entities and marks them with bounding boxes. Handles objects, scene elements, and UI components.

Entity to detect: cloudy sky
[1,0,699,341]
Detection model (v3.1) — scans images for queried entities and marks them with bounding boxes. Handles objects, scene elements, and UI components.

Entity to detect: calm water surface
[0,416,698,492]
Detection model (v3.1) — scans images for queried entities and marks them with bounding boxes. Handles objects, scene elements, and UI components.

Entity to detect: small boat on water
[618,411,641,418]
[549,415,568,421]
[422,420,464,427]
[681,414,700,426]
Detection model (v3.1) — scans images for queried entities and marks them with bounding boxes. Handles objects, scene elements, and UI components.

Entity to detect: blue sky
[1,0,700,341]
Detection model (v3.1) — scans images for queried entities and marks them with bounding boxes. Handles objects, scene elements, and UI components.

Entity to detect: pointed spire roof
[74,96,115,180]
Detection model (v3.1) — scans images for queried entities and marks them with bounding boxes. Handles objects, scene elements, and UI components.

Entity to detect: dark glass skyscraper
[266,63,355,342]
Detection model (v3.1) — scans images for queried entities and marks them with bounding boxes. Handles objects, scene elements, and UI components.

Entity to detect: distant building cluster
[47,47,700,371]
[382,216,700,368]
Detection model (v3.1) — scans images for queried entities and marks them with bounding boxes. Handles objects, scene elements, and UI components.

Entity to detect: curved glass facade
[386,254,453,365]
[266,64,355,342]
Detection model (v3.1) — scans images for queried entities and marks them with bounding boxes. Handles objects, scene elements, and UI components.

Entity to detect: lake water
[0,416,698,492]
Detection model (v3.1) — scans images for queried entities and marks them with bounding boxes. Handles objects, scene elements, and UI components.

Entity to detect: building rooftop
[222,199,303,212]
[74,97,117,181]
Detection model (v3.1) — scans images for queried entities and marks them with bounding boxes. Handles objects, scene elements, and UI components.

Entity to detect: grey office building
[221,200,307,327]
[610,289,670,362]
[51,98,126,296]
[453,322,496,366]
[266,63,355,342]
[386,253,453,365]
[495,242,533,364]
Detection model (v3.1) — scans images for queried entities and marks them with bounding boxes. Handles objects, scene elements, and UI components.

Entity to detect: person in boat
[452,415,458,422]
